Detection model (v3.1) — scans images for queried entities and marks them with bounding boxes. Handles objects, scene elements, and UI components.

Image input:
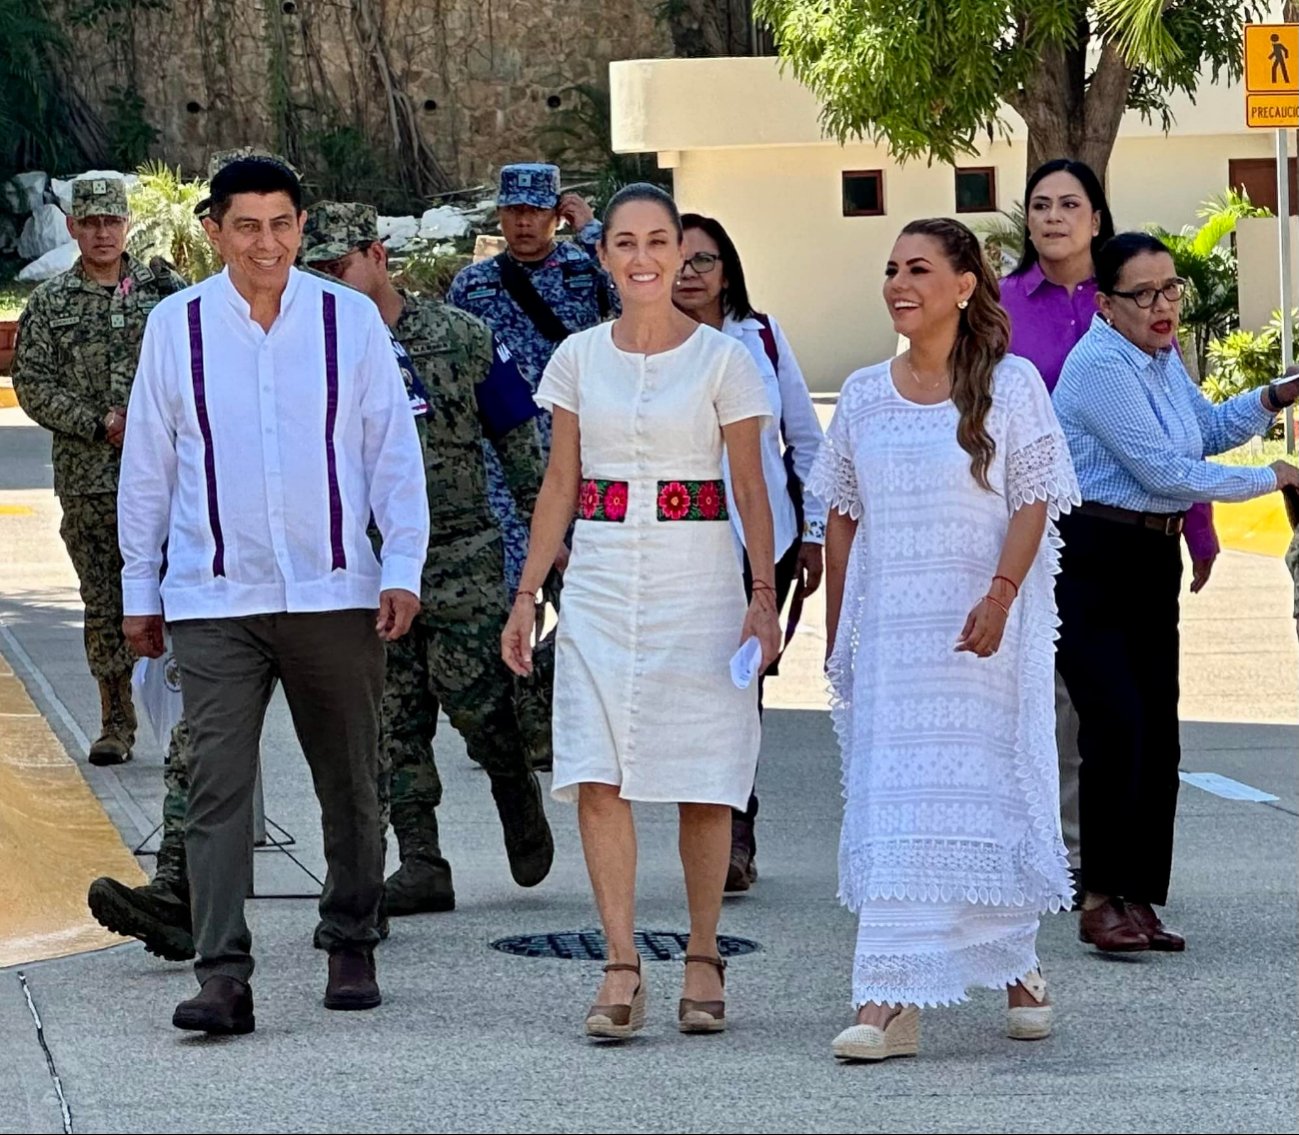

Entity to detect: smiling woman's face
[598,198,683,307]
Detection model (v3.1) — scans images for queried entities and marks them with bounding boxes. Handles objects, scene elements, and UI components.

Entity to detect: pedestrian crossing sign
[1243,24,1297,129]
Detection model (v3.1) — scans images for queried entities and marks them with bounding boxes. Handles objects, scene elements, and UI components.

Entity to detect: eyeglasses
[680,252,721,275]
[1109,279,1187,308]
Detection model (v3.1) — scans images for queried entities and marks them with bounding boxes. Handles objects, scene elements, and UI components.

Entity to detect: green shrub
[1203,308,1298,403]
[391,242,471,300]
[126,162,221,282]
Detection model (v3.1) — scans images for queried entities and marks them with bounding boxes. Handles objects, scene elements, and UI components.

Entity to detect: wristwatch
[1267,375,1299,411]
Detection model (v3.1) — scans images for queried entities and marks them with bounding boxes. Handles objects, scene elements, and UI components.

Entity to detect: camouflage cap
[300,201,380,265]
[195,148,300,217]
[497,163,560,209]
[71,177,129,219]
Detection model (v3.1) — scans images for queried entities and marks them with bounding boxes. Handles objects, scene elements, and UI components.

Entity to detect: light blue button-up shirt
[1053,315,1277,512]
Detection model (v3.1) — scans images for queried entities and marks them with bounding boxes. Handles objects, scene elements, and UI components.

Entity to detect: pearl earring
[958,299,969,310]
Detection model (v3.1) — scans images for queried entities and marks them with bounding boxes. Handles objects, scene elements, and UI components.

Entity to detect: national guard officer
[302,200,557,915]
[12,177,186,765]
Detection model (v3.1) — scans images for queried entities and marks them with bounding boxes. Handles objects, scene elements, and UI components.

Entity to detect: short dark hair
[1095,232,1173,294]
[680,213,753,321]
[1010,158,1115,277]
[600,182,682,242]
[208,158,303,224]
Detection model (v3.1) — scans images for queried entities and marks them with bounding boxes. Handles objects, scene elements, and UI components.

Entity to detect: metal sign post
[1243,23,1298,453]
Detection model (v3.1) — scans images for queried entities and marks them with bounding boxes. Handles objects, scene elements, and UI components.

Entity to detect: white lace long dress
[807,355,1080,1008]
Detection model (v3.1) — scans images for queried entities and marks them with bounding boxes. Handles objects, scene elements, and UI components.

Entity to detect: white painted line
[1179,770,1281,803]
[0,621,153,844]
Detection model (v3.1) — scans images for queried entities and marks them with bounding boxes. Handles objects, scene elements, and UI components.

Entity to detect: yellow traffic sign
[1244,23,1297,93]
[1247,94,1299,128]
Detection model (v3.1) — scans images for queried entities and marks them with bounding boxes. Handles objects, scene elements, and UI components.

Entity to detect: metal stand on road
[131,760,323,901]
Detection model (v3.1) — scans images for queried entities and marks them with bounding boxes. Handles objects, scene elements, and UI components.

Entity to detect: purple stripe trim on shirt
[322,292,346,571]
[186,298,225,577]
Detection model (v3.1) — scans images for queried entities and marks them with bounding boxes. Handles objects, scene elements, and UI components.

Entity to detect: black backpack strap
[495,252,571,343]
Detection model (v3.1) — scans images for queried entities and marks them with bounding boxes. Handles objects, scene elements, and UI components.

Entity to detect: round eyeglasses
[1109,279,1187,308]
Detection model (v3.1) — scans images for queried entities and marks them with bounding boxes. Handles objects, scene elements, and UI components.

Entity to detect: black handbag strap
[495,252,571,343]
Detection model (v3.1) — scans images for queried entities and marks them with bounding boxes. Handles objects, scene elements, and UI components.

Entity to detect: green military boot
[86,831,193,961]
[88,670,136,766]
[488,772,554,888]
[384,809,456,915]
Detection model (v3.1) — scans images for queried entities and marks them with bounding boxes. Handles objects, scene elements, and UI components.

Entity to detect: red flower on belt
[603,481,628,522]
[657,481,691,521]
[579,479,600,520]
[695,480,723,520]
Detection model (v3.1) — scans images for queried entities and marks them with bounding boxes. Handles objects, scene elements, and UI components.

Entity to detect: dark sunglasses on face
[1110,279,1187,308]
[680,252,721,275]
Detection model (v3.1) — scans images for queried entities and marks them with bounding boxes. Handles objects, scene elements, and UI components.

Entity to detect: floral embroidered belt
[578,478,729,522]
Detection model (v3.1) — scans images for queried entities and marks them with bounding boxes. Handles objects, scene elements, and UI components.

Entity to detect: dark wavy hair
[1010,158,1115,277]
[901,218,1009,490]
[600,182,683,243]
[679,213,754,320]
[1095,231,1173,294]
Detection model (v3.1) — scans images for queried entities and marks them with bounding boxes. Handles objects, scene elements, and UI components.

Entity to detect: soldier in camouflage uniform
[12,178,187,766]
[447,163,613,765]
[301,200,557,915]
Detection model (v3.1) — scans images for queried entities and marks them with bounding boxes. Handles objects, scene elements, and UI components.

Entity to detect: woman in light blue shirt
[1052,231,1299,955]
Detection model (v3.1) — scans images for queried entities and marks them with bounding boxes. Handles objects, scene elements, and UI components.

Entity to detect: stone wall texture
[54,0,675,198]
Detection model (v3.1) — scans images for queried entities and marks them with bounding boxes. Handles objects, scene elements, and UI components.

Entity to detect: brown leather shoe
[1125,902,1186,951]
[324,949,382,1011]
[1078,898,1150,952]
[172,976,255,1034]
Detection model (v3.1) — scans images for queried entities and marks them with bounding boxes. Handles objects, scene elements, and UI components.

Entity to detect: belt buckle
[1160,515,1180,536]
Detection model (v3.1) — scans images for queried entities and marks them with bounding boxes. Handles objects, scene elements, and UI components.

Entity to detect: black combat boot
[384,808,455,915]
[488,772,554,887]
[87,830,194,961]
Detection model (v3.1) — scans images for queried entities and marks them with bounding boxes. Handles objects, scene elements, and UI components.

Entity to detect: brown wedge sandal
[678,954,727,1034]
[585,960,646,1039]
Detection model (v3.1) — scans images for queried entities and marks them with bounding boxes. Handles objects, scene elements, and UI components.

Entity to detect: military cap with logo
[300,201,382,266]
[496,163,561,209]
[72,177,130,220]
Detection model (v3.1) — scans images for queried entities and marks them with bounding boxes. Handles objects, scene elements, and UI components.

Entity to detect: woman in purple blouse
[1000,159,1218,897]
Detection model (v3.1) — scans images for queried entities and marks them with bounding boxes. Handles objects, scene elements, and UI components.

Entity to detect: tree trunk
[1008,17,1133,185]
[662,0,755,58]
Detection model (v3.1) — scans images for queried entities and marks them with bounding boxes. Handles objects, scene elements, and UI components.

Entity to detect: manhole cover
[490,928,760,961]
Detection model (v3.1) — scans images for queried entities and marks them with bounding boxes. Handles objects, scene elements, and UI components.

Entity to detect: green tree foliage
[1205,310,1299,405]
[754,0,1267,179]
[126,162,220,282]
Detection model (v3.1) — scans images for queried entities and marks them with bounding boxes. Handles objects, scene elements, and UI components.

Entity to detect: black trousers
[1055,511,1183,906]
[735,539,803,823]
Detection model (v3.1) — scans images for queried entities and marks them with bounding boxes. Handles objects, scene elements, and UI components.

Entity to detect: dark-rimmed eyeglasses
[680,252,721,275]
[1109,279,1187,308]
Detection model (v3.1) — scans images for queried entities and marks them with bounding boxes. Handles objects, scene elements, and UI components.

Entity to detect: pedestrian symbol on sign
[1270,33,1291,85]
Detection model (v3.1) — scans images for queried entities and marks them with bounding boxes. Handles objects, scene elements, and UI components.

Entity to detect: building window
[842,170,885,217]
[955,167,997,213]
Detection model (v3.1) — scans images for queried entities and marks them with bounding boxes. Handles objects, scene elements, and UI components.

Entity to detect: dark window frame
[842,169,886,217]
[954,166,998,214]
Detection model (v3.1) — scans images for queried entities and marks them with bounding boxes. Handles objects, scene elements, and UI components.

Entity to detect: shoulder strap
[494,252,571,343]
[755,313,779,376]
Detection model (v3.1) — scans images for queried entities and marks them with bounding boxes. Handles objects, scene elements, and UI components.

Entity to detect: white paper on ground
[729,636,763,690]
[1178,771,1279,803]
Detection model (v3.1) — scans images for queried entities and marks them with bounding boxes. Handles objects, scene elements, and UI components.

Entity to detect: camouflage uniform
[302,202,554,912]
[11,178,187,763]
[445,163,615,589]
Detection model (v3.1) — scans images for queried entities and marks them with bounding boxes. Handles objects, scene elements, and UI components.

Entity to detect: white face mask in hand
[729,636,763,690]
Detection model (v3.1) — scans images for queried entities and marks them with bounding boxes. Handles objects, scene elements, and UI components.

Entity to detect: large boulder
[3,171,49,215]
[18,203,73,260]
[378,215,420,251]
[419,205,471,240]
[51,170,139,215]
[17,240,80,282]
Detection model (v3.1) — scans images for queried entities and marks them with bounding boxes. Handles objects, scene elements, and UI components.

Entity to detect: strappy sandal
[584,960,646,1039]
[678,954,727,1034]
[1007,968,1052,1040]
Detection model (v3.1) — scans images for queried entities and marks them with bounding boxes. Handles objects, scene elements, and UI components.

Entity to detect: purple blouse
[1001,262,1218,560]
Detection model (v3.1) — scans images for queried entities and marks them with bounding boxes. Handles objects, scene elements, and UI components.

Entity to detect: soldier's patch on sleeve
[110,314,126,329]
[466,285,501,302]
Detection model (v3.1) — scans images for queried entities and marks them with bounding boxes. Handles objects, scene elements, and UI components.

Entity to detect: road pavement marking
[1179,770,1280,802]
[0,505,34,516]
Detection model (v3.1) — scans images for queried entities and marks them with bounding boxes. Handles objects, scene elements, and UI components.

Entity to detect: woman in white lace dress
[810,218,1079,1062]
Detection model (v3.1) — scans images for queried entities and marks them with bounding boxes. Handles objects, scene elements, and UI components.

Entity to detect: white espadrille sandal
[1007,969,1052,1040]
[831,1004,920,1062]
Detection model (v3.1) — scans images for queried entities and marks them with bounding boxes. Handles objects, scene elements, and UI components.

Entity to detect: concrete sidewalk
[1,403,1296,1134]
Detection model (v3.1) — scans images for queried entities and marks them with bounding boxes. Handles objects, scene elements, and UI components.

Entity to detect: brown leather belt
[1076,501,1185,536]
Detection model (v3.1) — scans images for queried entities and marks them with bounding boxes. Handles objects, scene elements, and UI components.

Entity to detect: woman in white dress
[501,183,781,1040]
[811,218,1079,1062]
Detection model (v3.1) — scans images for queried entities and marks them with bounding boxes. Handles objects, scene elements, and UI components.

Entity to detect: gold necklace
[906,353,949,390]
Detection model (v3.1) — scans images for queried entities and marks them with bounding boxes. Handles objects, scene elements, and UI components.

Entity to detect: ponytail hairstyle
[900,217,1010,490]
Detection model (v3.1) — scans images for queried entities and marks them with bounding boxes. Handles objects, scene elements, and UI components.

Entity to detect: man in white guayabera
[117,154,428,1036]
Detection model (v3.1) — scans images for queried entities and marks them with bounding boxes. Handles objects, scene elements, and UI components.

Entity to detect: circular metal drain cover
[491,928,760,961]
